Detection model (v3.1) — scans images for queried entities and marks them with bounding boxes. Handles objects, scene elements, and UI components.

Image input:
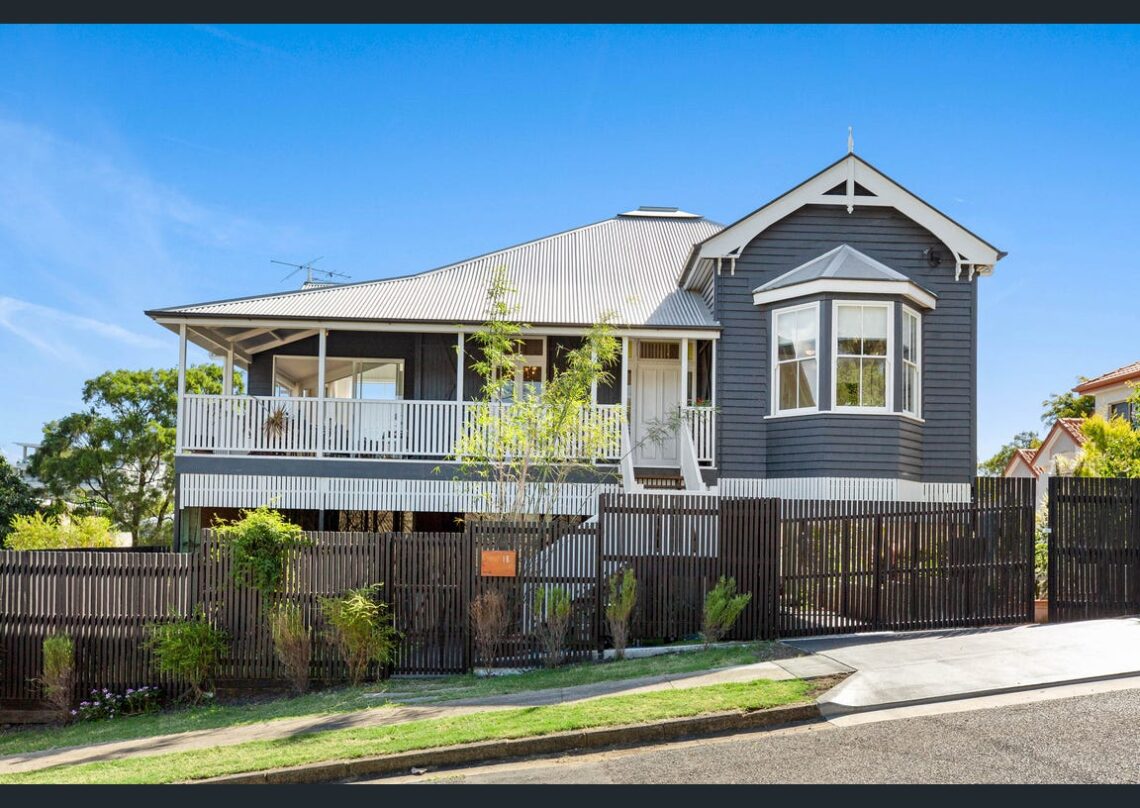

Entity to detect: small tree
[145,606,229,702]
[40,634,75,720]
[0,456,37,547]
[268,602,312,694]
[212,506,311,603]
[470,589,510,669]
[605,567,637,660]
[1077,408,1140,478]
[319,585,399,685]
[533,586,573,667]
[701,576,752,647]
[1041,386,1095,426]
[978,431,1041,477]
[452,269,621,519]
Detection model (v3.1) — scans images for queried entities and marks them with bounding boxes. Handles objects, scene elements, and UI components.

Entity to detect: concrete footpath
[0,654,847,775]
[787,617,1140,713]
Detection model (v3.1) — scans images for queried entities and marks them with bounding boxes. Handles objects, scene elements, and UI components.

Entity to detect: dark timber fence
[1049,477,1140,622]
[1,479,1038,703]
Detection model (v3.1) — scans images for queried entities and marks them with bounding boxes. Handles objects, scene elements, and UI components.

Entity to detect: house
[1073,361,1140,423]
[1004,418,1087,511]
[146,150,1005,548]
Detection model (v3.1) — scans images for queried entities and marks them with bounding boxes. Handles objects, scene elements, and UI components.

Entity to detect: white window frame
[272,354,406,400]
[901,305,922,419]
[770,301,821,417]
[832,300,893,414]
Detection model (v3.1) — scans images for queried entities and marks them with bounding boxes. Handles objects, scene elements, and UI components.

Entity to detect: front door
[633,362,681,466]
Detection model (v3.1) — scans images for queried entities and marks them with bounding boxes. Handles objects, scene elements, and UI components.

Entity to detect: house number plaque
[480,550,517,577]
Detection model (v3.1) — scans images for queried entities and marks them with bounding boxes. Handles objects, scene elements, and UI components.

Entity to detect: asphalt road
[366,687,1140,784]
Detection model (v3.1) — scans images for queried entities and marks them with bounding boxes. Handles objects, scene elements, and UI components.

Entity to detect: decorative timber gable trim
[680,153,1006,291]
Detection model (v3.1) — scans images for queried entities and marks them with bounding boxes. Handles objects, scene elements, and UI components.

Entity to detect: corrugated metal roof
[151,213,724,329]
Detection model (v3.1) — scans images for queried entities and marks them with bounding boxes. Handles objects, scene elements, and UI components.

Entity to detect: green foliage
[268,602,312,694]
[1035,505,1049,600]
[211,507,310,603]
[5,513,116,550]
[701,576,752,647]
[0,456,37,546]
[452,268,621,519]
[1041,386,1095,426]
[533,586,573,667]
[40,634,75,719]
[1077,412,1140,477]
[605,568,638,660]
[978,430,1041,477]
[145,606,229,701]
[319,585,399,685]
[29,364,238,546]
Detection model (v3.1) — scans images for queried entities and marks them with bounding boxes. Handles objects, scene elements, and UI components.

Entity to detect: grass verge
[0,641,790,758]
[0,678,819,785]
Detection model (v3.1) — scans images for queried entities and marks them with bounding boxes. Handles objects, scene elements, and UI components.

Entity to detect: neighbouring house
[1073,361,1140,423]
[146,150,1006,548]
[1004,418,1087,511]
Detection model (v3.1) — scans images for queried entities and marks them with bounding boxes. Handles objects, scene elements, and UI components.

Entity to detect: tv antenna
[271,256,351,286]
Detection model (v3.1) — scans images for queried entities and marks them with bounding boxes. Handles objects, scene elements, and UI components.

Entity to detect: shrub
[701,576,752,647]
[268,602,312,694]
[1035,504,1049,600]
[40,634,74,719]
[5,513,116,550]
[533,586,573,668]
[145,606,229,702]
[470,589,509,668]
[211,506,311,603]
[605,568,638,660]
[73,686,162,721]
[319,585,399,685]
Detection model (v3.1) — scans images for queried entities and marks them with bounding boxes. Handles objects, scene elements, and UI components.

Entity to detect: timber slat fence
[1049,477,1140,622]
[2,479,1037,703]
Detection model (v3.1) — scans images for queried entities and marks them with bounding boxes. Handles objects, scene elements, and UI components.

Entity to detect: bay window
[834,302,891,411]
[772,302,819,415]
[902,306,921,418]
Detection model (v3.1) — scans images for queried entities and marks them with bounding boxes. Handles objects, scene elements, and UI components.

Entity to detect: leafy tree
[212,506,311,603]
[452,269,621,518]
[29,364,238,546]
[5,513,115,550]
[978,431,1041,477]
[1041,384,1095,426]
[1077,419,1140,478]
[0,455,37,545]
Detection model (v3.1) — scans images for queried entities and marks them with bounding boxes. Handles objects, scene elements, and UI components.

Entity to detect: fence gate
[778,478,1036,637]
[1049,477,1140,622]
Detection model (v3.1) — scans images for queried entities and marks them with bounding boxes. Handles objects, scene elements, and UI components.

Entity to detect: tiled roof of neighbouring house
[1074,362,1140,393]
[148,210,724,330]
[1006,447,1041,478]
[1054,417,1088,447]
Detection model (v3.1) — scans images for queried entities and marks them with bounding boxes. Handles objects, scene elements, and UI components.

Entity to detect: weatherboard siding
[715,204,976,483]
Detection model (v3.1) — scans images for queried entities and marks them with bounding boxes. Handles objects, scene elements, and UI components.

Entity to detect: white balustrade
[179,395,628,462]
[682,405,716,465]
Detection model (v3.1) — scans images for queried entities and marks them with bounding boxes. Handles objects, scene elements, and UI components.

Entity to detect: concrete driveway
[785,617,1140,713]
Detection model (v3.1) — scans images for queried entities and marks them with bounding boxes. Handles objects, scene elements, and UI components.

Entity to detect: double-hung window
[772,303,819,415]
[834,302,892,411]
[901,307,921,418]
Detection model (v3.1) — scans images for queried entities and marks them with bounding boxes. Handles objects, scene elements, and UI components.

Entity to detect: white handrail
[619,422,644,493]
[677,419,707,492]
[681,405,716,465]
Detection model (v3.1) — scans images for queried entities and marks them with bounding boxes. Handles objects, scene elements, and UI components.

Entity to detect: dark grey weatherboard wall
[715,204,976,483]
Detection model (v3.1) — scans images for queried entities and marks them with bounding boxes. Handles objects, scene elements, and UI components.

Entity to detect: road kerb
[196,702,822,785]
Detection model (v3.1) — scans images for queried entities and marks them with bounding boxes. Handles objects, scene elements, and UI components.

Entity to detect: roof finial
[847,126,854,155]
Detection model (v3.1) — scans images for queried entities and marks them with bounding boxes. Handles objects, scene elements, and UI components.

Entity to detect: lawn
[0,677,821,785]
[0,641,792,758]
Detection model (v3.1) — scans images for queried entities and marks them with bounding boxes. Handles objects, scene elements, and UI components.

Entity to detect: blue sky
[2,24,1139,464]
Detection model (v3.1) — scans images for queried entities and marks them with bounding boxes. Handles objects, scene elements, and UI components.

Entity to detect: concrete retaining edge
[197,702,821,785]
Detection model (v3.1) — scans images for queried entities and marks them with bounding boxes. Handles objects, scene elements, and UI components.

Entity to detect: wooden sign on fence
[480,550,517,577]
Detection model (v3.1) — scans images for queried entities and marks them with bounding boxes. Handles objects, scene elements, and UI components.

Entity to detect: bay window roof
[752,244,937,310]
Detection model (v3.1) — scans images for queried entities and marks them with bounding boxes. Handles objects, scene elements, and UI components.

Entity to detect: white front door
[633,362,681,466]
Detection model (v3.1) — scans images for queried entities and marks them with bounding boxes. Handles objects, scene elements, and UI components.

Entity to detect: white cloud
[0,296,168,364]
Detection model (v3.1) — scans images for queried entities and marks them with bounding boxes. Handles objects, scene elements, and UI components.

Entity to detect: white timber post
[620,336,629,411]
[590,346,598,405]
[679,337,689,406]
[456,331,465,402]
[176,323,187,454]
[223,345,234,396]
[710,339,717,407]
[317,328,327,457]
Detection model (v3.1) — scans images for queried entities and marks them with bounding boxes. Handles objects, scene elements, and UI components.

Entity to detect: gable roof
[1073,361,1140,394]
[1034,418,1088,467]
[1003,447,1041,478]
[751,243,938,309]
[148,210,724,330]
[680,153,1005,292]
